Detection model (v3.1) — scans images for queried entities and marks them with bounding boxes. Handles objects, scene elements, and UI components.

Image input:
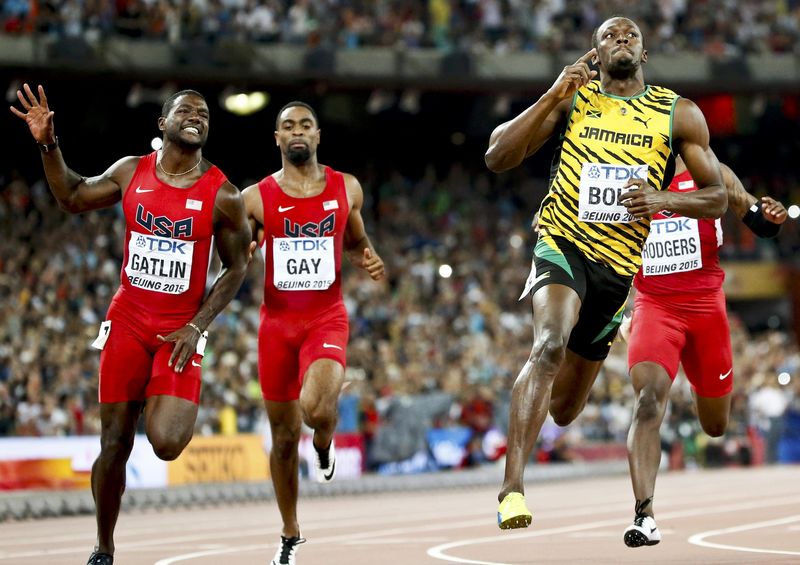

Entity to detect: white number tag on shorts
[196,330,208,356]
[125,231,194,294]
[641,217,703,276]
[578,163,648,224]
[273,237,335,291]
[91,320,111,350]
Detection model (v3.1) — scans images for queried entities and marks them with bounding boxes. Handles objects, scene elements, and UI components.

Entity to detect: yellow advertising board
[721,261,785,300]
[168,434,269,485]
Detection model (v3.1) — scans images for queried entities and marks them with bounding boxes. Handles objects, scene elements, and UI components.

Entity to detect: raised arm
[722,163,786,238]
[484,49,596,173]
[159,182,253,372]
[343,173,384,281]
[10,83,135,213]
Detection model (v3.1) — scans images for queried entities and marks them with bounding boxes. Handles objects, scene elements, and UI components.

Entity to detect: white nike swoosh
[192,360,202,367]
[719,368,732,380]
[322,343,343,350]
[278,206,295,213]
[135,186,154,193]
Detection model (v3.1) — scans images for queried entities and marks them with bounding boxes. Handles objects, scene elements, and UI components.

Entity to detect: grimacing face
[595,18,647,78]
[159,94,210,149]
[275,106,320,165]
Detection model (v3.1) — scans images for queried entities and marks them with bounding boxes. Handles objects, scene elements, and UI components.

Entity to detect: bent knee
[530,336,568,376]
[549,402,582,427]
[149,433,191,461]
[701,420,728,438]
[634,391,666,424]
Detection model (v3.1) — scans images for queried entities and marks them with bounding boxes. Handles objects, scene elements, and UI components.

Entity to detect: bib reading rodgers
[273,237,335,291]
[578,163,649,223]
[124,231,194,294]
[641,217,702,276]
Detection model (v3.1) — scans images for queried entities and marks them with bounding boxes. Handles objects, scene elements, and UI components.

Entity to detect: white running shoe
[271,535,306,565]
[314,441,336,483]
[624,514,661,547]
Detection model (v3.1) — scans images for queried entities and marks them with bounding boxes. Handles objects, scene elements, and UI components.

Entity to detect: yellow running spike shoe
[497,492,532,529]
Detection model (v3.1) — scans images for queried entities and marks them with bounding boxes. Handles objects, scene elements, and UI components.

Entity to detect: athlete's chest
[268,191,346,238]
[125,186,213,240]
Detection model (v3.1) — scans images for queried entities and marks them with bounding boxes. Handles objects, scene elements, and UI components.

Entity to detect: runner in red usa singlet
[624,155,786,547]
[12,86,252,565]
[258,165,350,402]
[242,101,384,564]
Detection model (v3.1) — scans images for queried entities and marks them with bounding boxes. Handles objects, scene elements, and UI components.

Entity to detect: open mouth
[183,126,201,135]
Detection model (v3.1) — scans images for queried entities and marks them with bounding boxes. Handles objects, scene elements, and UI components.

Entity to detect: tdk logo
[285,239,329,252]
[651,218,693,235]
[587,165,647,181]
[137,235,188,254]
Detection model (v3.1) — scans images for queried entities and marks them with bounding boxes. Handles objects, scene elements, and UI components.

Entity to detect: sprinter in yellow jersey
[485,16,727,530]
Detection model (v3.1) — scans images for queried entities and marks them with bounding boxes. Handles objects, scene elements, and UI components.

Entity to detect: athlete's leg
[144,395,198,460]
[499,284,581,500]
[627,362,672,517]
[266,400,303,537]
[92,401,143,555]
[694,393,731,437]
[299,358,345,452]
[548,352,603,426]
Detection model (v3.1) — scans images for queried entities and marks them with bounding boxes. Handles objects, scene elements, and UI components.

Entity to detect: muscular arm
[160,181,252,372]
[485,49,597,173]
[343,174,384,280]
[484,96,571,173]
[10,83,133,213]
[722,163,787,237]
[190,182,253,331]
[45,155,136,213]
[242,183,264,245]
[667,99,727,218]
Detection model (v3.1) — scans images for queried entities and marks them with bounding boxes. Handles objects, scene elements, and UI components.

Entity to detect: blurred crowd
[1,0,799,54]
[1,161,799,468]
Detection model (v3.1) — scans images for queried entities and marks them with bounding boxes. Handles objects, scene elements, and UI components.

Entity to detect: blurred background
[1,0,799,493]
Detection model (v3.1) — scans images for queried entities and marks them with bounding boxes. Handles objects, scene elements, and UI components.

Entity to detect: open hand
[9,83,56,145]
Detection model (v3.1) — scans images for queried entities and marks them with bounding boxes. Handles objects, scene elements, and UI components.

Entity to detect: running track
[1,466,798,564]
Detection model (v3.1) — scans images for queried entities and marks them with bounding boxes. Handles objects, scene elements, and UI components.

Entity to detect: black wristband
[38,136,59,153]
[742,203,781,238]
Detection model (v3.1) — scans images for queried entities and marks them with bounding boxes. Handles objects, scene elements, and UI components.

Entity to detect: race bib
[273,237,335,291]
[578,163,648,224]
[125,231,194,294]
[641,217,702,276]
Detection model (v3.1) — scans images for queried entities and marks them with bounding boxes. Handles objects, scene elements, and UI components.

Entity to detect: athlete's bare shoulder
[241,182,264,221]
[104,155,142,194]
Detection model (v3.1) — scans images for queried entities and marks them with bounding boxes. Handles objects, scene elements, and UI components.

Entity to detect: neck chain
[157,153,202,177]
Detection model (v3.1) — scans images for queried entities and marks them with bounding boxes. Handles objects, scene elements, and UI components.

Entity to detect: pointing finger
[576,48,597,65]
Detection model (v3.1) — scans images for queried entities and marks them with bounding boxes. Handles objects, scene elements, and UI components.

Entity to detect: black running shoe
[271,535,306,565]
[87,552,114,565]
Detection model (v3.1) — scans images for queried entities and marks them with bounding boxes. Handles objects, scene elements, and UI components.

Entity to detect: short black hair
[275,101,319,129]
[161,89,205,117]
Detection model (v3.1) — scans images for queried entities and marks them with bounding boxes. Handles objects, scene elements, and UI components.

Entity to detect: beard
[606,55,640,80]
[287,146,311,165]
